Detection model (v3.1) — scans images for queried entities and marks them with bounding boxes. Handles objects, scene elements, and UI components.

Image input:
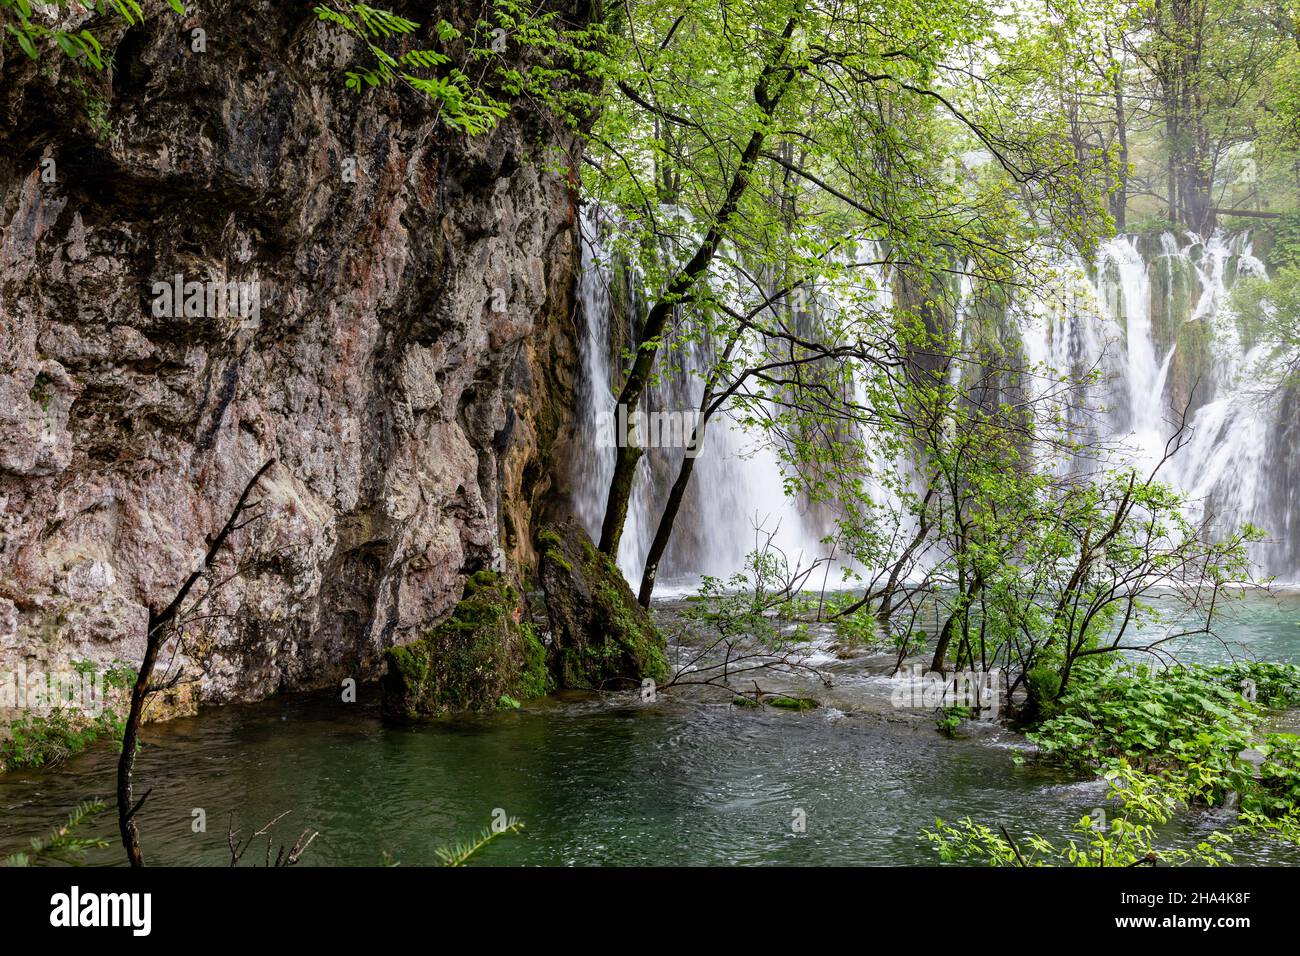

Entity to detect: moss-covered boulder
[766,695,818,711]
[536,520,668,689]
[381,571,551,720]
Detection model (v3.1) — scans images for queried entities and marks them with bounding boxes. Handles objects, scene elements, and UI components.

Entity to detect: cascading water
[572,209,826,588]
[570,208,650,575]
[1021,231,1297,581]
[574,210,1300,589]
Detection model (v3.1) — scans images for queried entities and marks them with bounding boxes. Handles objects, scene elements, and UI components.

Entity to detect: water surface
[3,592,1298,866]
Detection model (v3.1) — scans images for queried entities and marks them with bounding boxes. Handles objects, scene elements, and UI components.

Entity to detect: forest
[0,0,1298,879]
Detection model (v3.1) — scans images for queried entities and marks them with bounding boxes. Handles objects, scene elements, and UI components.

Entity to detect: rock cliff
[0,1,584,706]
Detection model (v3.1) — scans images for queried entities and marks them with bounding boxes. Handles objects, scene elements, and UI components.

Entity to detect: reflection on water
[1,591,1298,867]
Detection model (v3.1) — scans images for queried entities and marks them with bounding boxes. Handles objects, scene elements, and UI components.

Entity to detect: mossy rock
[536,519,668,690]
[1166,316,1215,412]
[766,695,818,711]
[381,571,552,720]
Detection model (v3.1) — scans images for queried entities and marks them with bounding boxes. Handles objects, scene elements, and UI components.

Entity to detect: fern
[3,799,109,867]
[435,817,524,866]
[1,0,180,68]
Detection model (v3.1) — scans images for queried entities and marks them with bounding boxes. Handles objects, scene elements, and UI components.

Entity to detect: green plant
[314,1,600,136]
[435,816,524,867]
[3,799,109,867]
[1242,733,1300,817]
[684,539,823,650]
[1202,660,1300,710]
[927,762,1234,866]
[1027,662,1260,804]
[1025,665,1062,715]
[66,70,114,141]
[2,1,184,66]
[1264,214,1300,270]
[0,661,136,772]
[937,705,972,737]
[814,591,880,648]
[27,371,54,408]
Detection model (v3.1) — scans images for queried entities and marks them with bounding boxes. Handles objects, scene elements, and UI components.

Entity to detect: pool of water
[1126,590,1300,666]
[2,591,1298,866]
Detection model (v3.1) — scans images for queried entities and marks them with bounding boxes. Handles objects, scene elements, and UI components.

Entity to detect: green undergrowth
[929,659,1300,865]
[0,661,136,773]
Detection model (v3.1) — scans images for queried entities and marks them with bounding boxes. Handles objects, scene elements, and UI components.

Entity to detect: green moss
[497,694,521,710]
[767,695,818,711]
[28,372,54,410]
[382,571,552,720]
[464,568,512,598]
[538,520,668,690]
[516,621,553,699]
[584,576,667,683]
[536,530,573,571]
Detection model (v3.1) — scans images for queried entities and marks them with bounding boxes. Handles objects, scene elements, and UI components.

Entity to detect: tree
[1133,0,1291,230]
[117,460,275,867]
[585,0,1108,573]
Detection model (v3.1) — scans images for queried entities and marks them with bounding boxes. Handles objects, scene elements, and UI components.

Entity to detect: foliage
[0,661,136,772]
[1235,806,1300,846]
[936,705,973,737]
[664,529,832,697]
[1027,661,1262,803]
[1232,260,1300,387]
[927,761,1235,866]
[933,659,1300,863]
[0,0,180,69]
[809,590,879,649]
[2,799,109,867]
[315,2,505,134]
[684,544,817,650]
[1201,660,1300,709]
[806,309,1259,707]
[1243,732,1300,817]
[316,0,602,135]
[435,816,524,866]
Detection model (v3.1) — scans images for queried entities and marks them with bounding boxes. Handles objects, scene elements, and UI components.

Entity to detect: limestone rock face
[0,2,582,705]
[536,520,668,690]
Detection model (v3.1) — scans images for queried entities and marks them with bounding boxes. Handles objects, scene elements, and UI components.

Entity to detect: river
[3,591,1298,866]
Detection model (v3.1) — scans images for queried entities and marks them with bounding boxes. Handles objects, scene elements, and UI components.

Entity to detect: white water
[574,217,1299,587]
[1020,231,1294,580]
[573,210,824,588]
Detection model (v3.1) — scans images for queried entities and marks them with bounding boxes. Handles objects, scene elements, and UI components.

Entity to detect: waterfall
[573,209,826,589]
[1020,231,1297,581]
[573,214,1300,589]
[571,208,647,575]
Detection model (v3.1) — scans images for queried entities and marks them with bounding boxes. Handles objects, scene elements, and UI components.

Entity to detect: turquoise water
[1126,591,1300,666]
[2,591,1298,866]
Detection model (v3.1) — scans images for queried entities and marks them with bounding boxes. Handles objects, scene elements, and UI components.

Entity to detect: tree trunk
[598,17,802,556]
[1112,64,1128,230]
[637,446,701,606]
[117,460,274,866]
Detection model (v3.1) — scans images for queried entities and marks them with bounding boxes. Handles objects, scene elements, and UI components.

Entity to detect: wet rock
[0,2,586,709]
[381,571,550,718]
[536,520,668,690]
